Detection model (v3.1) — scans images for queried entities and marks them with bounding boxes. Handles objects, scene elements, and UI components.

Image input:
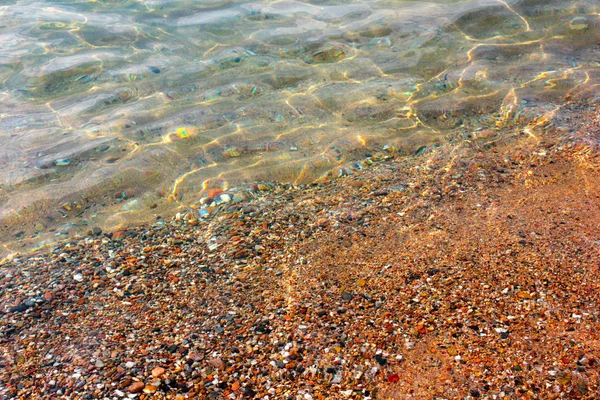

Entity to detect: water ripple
[0,0,599,254]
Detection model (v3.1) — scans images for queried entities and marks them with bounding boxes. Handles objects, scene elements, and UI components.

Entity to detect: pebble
[375,354,387,366]
[55,158,71,166]
[151,367,165,377]
[128,381,144,393]
[570,16,589,30]
[217,193,231,203]
[208,358,224,370]
[143,384,158,394]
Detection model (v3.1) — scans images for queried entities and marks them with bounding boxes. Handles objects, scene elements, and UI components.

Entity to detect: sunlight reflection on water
[0,0,599,254]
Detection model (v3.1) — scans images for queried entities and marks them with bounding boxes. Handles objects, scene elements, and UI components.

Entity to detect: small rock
[209,358,225,370]
[125,361,135,369]
[143,384,158,394]
[233,249,249,259]
[316,218,329,227]
[9,304,30,313]
[570,16,588,30]
[113,230,127,239]
[225,147,241,158]
[477,129,496,139]
[95,360,105,368]
[188,352,204,362]
[557,371,571,385]
[73,273,83,282]
[233,193,246,203]
[92,227,102,236]
[55,158,71,166]
[517,291,532,299]
[151,367,165,378]
[575,376,588,395]
[217,194,231,203]
[375,354,388,366]
[128,381,145,393]
[372,190,389,196]
[341,291,353,301]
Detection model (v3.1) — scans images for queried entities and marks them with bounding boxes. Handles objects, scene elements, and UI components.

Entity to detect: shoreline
[1,100,600,399]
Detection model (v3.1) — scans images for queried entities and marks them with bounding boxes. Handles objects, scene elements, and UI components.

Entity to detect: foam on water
[0,0,599,255]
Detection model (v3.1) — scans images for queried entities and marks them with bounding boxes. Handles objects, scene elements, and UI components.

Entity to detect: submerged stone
[55,158,70,166]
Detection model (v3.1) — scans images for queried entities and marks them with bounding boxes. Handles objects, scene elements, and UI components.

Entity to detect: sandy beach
[1,99,599,399]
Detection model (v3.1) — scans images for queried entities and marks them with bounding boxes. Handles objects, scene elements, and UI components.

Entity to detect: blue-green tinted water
[0,0,599,255]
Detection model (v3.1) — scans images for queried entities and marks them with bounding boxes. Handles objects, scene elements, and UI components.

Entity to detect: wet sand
[1,100,599,399]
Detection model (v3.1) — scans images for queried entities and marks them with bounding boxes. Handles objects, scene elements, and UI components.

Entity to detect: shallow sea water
[0,0,599,255]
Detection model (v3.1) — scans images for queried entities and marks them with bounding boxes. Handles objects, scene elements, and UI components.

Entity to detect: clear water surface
[0,0,599,256]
